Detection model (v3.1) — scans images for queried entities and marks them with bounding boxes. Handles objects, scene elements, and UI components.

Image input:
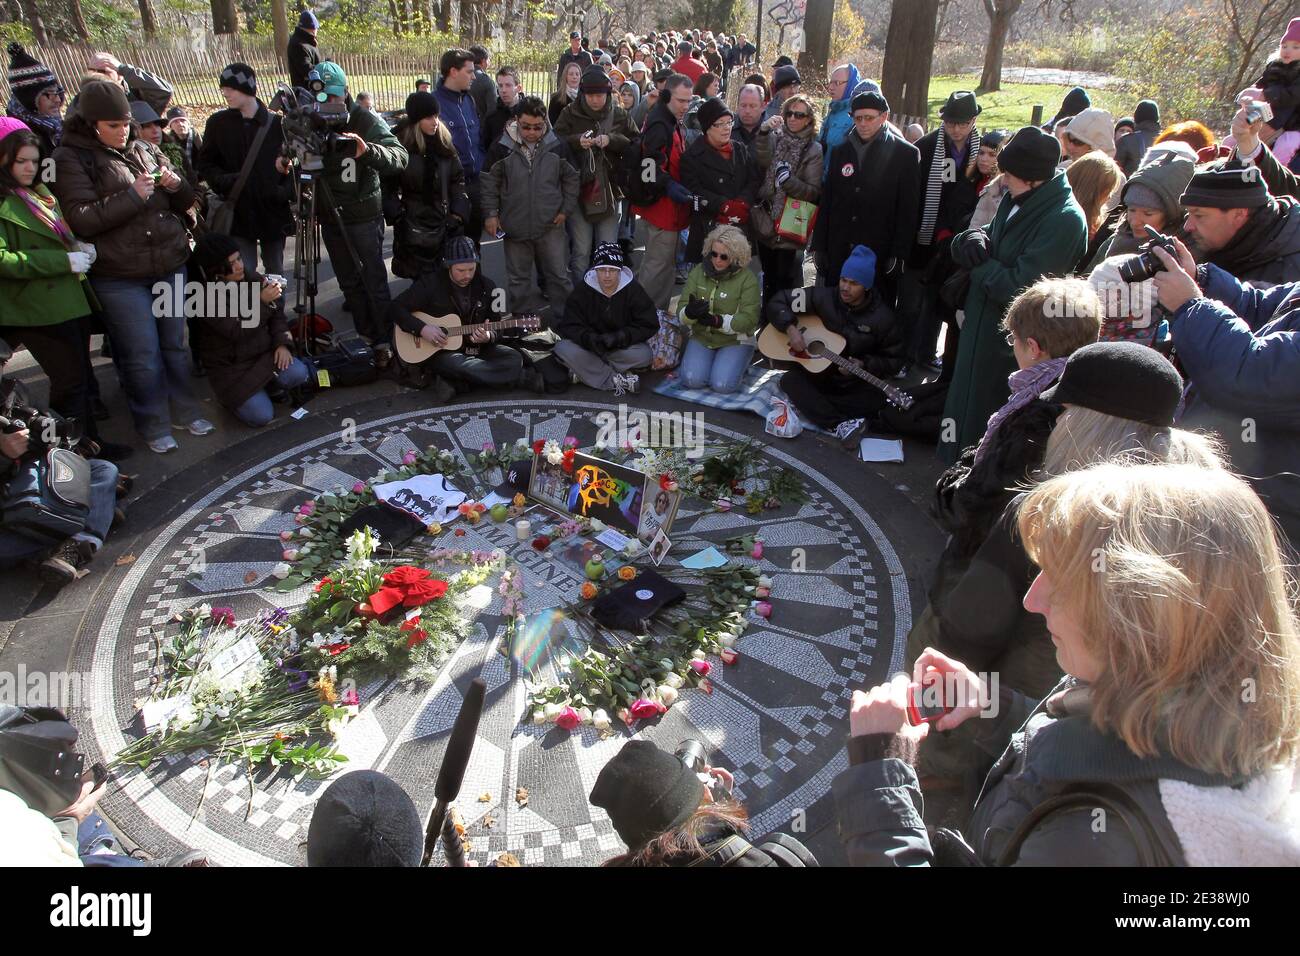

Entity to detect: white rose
[543,702,562,720]
[532,709,546,725]
[758,574,774,588]
[590,518,607,533]
[271,562,291,579]
[719,634,737,648]
[592,708,611,730]
[691,649,707,660]
[578,707,593,725]
[657,684,679,706]
[664,672,685,688]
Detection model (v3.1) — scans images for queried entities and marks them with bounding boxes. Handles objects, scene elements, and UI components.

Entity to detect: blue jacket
[435,80,484,181]
[820,69,873,177]
[1173,265,1300,553]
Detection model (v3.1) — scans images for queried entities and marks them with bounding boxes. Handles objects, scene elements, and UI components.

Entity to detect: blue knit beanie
[299,9,319,29]
[840,245,876,288]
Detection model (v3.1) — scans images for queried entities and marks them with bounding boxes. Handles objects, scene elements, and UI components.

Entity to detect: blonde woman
[1065,152,1124,272]
[677,224,761,392]
[753,92,823,304]
[389,92,470,280]
[836,461,1300,865]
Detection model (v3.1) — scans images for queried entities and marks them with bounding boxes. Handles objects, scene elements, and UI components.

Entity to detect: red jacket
[670,55,707,84]
[634,124,690,232]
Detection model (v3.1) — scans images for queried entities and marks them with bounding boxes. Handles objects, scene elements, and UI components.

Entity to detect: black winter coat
[555,270,659,352]
[384,120,471,279]
[287,27,321,90]
[765,284,905,379]
[812,126,921,276]
[680,136,758,262]
[390,269,513,358]
[910,128,981,268]
[195,270,293,409]
[196,103,293,244]
[481,97,518,152]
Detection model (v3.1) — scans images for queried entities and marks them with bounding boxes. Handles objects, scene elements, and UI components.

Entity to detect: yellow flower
[316,675,338,704]
[618,566,636,580]
[513,493,527,507]
[581,581,598,600]
[426,522,442,535]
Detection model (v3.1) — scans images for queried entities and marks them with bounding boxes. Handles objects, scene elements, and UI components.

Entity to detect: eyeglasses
[709,250,731,261]
[711,118,734,129]
[1005,332,1018,346]
[785,110,811,120]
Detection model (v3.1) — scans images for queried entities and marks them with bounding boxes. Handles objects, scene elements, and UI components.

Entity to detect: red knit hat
[1283,18,1300,46]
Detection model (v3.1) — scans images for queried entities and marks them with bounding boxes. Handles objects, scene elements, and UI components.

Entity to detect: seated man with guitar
[389,236,544,394]
[762,245,908,438]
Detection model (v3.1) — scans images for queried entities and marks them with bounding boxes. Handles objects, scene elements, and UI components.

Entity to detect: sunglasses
[709,250,731,261]
[785,110,811,120]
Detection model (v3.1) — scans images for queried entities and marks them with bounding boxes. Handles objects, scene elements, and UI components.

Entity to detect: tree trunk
[436,0,451,32]
[797,0,833,81]
[271,0,289,57]
[18,0,49,45]
[881,0,939,119]
[211,0,240,35]
[137,0,159,36]
[65,0,92,41]
[977,0,1020,94]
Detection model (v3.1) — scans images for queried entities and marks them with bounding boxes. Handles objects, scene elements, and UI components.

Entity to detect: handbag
[207,115,272,236]
[775,196,818,244]
[399,157,453,250]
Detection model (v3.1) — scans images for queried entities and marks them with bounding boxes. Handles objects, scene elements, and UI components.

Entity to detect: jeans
[504,228,572,321]
[640,222,681,312]
[429,347,524,389]
[90,271,202,441]
[234,235,286,279]
[568,210,619,286]
[679,338,754,393]
[0,458,118,566]
[232,357,313,427]
[321,215,391,344]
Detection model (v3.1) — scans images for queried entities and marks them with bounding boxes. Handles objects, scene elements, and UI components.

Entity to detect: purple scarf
[14,186,76,249]
[973,357,1068,466]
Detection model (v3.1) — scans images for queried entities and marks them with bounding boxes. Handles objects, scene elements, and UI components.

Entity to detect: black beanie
[590,740,705,850]
[579,65,612,94]
[996,126,1061,182]
[1134,99,1160,126]
[219,62,257,97]
[7,42,59,111]
[190,232,241,281]
[405,90,439,123]
[772,64,801,94]
[1040,341,1184,427]
[75,79,131,123]
[695,96,732,133]
[590,240,626,270]
[1180,163,1269,210]
[1060,86,1091,118]
[306,770,424,867]
[850,89,889,114]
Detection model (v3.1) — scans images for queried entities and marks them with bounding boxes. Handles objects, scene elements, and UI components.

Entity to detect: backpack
[687,831,819,867]
[616,133,664,207]
[647,308,685,370]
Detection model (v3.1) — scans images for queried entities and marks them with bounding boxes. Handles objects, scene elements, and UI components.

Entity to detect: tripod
[288,159,367,356]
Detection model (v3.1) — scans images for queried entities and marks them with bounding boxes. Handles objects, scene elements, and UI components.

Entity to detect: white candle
[516,519,531,540]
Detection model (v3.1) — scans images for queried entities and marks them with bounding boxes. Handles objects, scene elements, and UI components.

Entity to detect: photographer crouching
[590,739,818,866]
[0,339,123,585]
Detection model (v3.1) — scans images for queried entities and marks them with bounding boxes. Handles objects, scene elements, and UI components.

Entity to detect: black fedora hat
[940,90,981,122]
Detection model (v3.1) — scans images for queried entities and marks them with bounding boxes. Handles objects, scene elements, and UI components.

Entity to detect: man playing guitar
[389,236,545,394]
[763,245,907,440]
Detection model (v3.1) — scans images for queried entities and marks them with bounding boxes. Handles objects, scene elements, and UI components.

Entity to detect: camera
[674,738,708,773]
[275,82,356,172]
[1241,97,1273,126]
[0,338,82,456]
[906,675,954,727]
[1117,224,1178,283]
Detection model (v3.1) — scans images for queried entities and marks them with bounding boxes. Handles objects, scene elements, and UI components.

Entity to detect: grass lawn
[925,74,1128,130]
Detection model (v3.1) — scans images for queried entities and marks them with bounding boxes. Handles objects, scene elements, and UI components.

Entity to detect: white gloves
[76,242,97,265]
[67,251,93,274]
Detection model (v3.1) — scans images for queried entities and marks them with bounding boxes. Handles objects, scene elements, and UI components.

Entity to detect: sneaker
[836,418,868,451]
[147,434,179,454]
[177,418,216,436]
[39,540,88,586]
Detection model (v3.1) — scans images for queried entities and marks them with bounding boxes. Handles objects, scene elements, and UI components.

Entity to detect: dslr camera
[275,77,357,173]
[1117,224,1179,283]
[0,338,82,457]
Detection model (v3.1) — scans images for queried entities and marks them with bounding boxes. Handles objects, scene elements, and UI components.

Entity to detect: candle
[515,519,531,540]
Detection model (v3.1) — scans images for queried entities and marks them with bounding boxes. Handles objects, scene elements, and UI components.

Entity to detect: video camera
[0,338,82,458]
[273,76,357,173]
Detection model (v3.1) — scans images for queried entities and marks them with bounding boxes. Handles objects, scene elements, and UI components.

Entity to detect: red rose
[324,641,351,656]
[383,566,432,587]
[402,578,449,607]
[532,439,546,455]
[531,535,552,551]
[555,706,581,731]
[629,698,665,721]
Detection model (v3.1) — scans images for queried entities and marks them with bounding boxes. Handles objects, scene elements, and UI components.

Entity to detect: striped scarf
[14,186,76,250]
[918,126,980,246]
[7,94,62,149]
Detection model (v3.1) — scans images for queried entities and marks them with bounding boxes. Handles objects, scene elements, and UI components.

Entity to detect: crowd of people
[3,13,1300,867]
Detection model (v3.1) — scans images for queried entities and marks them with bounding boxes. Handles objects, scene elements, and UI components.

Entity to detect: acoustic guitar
[394,311,541,365]
[757,315,914,411]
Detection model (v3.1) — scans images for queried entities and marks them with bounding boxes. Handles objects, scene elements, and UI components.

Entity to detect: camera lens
[674,738,708,772]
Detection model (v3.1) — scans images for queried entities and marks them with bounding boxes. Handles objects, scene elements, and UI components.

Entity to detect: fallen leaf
[478,791,492,802]
[495,852,521,867]
[115,553,136,566]
[482,815,495,829]
[244,570,258,584]
[515,787,529,808]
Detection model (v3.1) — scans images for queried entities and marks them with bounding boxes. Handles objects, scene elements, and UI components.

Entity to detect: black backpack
[616,134,665,207]
[688,831,819,867]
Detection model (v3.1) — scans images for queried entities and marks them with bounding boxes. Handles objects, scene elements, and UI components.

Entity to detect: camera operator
[590,739,817,866]
[1178,163,1300,286]
[276,62,409,353]
[1149,236,1300,554]
[198,64,293,278]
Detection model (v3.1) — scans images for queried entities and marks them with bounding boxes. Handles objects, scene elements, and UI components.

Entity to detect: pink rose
[755,587,771,599]
[629,698,665,721]
[279,530,293,542]
[283,549,300,561]
[352,481,366,493]
[716,498,732,512]
[755,601,772,618]
[564,435,578,448]
[402,451,417,465]
[340,688,359,707]
[482,442,495,453]
[720,648,739,665]
[555,706,581,731]
[751,541,764,559]
[299,501,315,515]
[689,659,712,677]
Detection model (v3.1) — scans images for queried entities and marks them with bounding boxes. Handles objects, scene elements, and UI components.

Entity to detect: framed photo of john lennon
[529,450,678,541]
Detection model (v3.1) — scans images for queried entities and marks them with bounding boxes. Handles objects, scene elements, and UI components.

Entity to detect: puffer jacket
[51,118,195,280]
[317,104,409,225]
[480,121,579,242]
[552,95,637,215]
[832,678,1254,866]
[555,266,659,350]
[677,262,760,349]
[753,124,823,250]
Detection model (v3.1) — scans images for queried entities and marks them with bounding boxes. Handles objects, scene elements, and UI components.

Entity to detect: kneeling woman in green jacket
[677,224,760,393]
[0,120,121,458]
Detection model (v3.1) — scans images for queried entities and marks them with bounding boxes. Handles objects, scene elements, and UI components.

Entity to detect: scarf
[712,139,734,161]
[919,127,981,245]
[7,95,62,149]
[973,356,1067,466]
[702,256,740,281]
[14,186,76,249]
[762,124,813,216]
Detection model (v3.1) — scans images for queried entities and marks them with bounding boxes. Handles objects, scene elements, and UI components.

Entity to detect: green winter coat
[0,188,92,328]
[319,105,410,225]
[677,263,761,350]
[940,173,1086,463]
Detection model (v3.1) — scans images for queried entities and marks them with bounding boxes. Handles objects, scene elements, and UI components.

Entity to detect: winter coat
[470,68,498,122]
[1172,266,1300,553]
[831,678,1260,866]
[677,263,760,350]
[481,96,518,152]
[939,173,1087,462]
[164,128,203,175]
[970,174,1009,229]
[680,136,758,262]
[819,71,869,177]
[196,102,293,244]
[1251,140,1300,200]
[1083,150,1195,272]
[548,89,578,127]
[316,104,408,226]
[390,268,511,358]
[633,101,691,232]
[0,187,92,327]
[1257,57,1300,131]
[481,122,579,242]
[766,284,905,379]
[115,62,172,116]
[51,119,196,281]
[910,128,983,269]
[434,81,484,182]
[385,120,471,280]
[195,270,293,410]
[554,266,659,351]
[557,49,594,76]
[670,55,707,84]
[552,95,637,216]
[811,125,921,278]
[753,124,823,251]
[287,27,321,90]
[1113,118,1160,177]
[1199,194,1300,288]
